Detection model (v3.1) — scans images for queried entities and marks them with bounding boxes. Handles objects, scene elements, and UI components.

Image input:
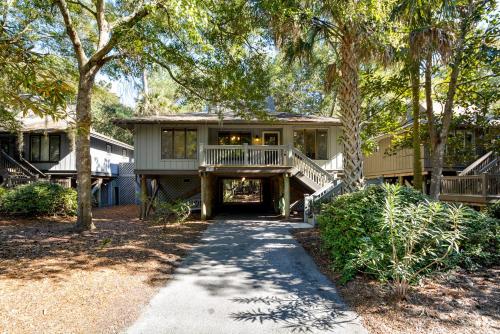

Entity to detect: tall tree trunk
[429,18,468,200]
[410,56,422,191]
[424,53,437,150]
[338,34,363,192]
[74,71,96,231]
[409,43,422,191]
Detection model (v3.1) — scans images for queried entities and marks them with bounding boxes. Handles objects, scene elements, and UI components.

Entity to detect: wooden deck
[440,174,500,205]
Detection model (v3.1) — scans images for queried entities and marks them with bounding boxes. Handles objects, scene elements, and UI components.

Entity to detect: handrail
[290,147,335,188]
[478,156,499,174]
[0,149,34,177]
[459,151,494,176]
[19,156,47,178]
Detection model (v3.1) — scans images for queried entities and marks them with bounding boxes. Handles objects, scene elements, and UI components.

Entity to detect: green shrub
[317,184,426,281]
[0,187,7,203]
[317,183,499,291]
[486,201,500,219]
[151,199,192,228]
[0,182,77,216]
[349,184,463,298]
[457,206,499,268]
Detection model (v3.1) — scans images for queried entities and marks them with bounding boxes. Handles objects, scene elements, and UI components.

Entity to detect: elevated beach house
[364,104,499,206]
[0,114,135,206]
[115,112,343,219]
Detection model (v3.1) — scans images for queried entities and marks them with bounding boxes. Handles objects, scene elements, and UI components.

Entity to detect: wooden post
[482,173,487,198]
[199,143,205,166]
[283,173,290,219]
[201,172,213,220]
[140,175,147,220]
[286,144,292,166]
[243,143,249,165]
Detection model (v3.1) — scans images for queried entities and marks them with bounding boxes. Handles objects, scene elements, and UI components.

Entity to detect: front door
[263,132,280,145]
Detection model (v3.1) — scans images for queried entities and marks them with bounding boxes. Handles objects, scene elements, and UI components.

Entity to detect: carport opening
[222,178,262,204]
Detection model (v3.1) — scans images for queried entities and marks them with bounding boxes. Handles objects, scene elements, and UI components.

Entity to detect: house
[0,114,135,206]
[115,112,343,220]
[364,106,499,205]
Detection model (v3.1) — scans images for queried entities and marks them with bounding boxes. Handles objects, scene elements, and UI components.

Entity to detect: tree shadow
[156,215,363,332]
[294,228,500,331]
[0,205,208,286]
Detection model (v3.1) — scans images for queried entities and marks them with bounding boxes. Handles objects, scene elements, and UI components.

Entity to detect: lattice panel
[117,162,138,204]
[158,175,201,202]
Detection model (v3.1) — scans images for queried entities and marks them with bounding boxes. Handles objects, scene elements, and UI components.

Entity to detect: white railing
[201,144,288,166]
[290,147,335,188]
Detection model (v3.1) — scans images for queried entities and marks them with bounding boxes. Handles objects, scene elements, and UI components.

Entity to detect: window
[217,132,251,145]
[30,134,61,162]
[106,144,112,154]
[161,128,197,159]
[122,149,127,157]
[293,129,328,160]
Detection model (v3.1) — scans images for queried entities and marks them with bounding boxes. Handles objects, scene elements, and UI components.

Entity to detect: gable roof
[1,113,134,150]
[114,112,342,129]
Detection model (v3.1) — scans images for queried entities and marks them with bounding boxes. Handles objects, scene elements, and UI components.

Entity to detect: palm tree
[392,0,453,192]
[266,0,392,192]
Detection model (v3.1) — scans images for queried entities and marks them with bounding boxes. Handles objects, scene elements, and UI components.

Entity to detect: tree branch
[154,58,219,103]
[67,0,96,17]
[87,3,154,68]
[55,0,88,68]
[95,0,109,49]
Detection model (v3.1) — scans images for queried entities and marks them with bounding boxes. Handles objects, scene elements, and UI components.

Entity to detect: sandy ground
[293,228,500,334]
[0,206,209,334]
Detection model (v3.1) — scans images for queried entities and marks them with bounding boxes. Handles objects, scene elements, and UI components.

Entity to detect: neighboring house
[0,114,135,206]
[364,105,499,205]
[115,112,343,220]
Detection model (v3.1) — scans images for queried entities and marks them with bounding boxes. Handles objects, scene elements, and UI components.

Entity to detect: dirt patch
[293,228,500,334]
[0,205,209,334]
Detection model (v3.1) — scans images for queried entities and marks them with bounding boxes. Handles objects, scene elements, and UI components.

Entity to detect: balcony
[200,144,291,167]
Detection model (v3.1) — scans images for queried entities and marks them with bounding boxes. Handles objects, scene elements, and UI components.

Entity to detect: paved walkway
[126,215,367,334]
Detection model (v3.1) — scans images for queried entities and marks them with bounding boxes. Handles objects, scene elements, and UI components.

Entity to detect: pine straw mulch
[0,205,209,334]
[292,228,500,334]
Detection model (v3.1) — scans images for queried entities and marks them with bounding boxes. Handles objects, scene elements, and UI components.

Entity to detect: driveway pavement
[126,215,367,334]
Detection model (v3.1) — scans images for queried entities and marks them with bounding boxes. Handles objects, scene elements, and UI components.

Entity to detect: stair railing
[19,156,47,178]
[290,147,335,188]
[0,149,35,178]
[459,151,495,176]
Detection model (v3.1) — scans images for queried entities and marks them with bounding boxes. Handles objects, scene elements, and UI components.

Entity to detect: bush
[486,201,500,219]
[457,206,499,269]
[317,183,499,296]
[151,199,192,228]
[317,184,426,282]
[0,182,77,216]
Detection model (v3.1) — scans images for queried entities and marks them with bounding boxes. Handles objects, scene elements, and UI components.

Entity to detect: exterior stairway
[289,148,343,223]
[441,151,499,205]
[0,149,47,187]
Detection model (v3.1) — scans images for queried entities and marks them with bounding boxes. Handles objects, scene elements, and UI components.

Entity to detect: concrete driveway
[126,215,367,334]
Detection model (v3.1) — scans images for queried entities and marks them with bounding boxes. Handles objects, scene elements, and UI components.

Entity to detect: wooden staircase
[289,148,343,223]
[441,151,499,205]
[0,149,47,187]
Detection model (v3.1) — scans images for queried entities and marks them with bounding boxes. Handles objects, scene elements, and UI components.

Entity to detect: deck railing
[201,144,288,167]
[441,174,500,203]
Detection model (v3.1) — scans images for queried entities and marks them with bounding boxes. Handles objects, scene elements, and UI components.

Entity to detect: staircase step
[293,173,321,192]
